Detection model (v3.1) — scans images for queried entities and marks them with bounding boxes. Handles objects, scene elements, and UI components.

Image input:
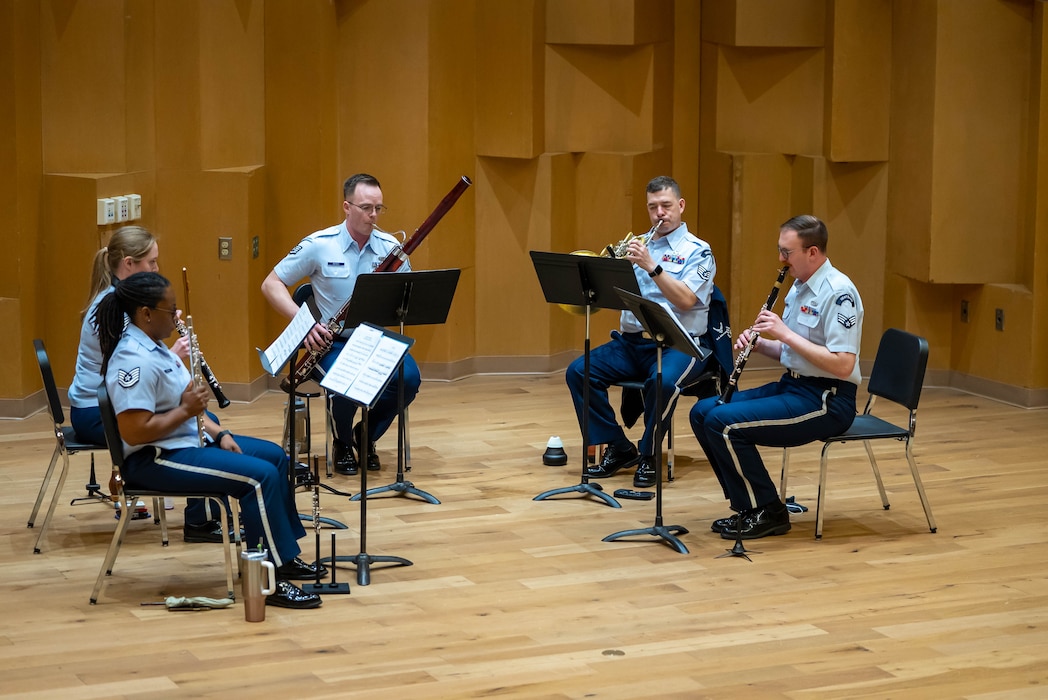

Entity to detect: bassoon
[280,175,472,392]
[718,266,790,404]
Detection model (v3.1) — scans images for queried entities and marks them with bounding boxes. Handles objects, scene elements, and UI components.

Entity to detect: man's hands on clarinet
[738,309,786,360]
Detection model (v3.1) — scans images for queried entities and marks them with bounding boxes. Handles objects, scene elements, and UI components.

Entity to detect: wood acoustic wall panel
[544,43,659,154]
[546,0,672,46]
[729,153,793,338]
[697,41,734,291]
[672,0,702,207]
[1031,2,1048,389]
[927,0,1030,285]
[949,283,1034,388]
[475,155,567,358]
[262,0,340,351]
[702,0,825,48]
[154,167,265,388]
[807,157,890,359]
[39,0,126,173]
[476,1,544,159]
[199,0,265,170]
[714,45,825,156]
[884,275,955,372]
[825,0,891,163]
[154,1,203,172]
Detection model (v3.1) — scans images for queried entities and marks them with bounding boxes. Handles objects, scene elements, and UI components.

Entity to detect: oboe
[718,266,790,404]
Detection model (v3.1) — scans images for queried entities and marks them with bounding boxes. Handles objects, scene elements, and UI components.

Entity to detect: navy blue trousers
[315,338,421,447]
[567,331,710,456]
[690,373,857,512]
[123,436,304,567]
[74,406,224,525]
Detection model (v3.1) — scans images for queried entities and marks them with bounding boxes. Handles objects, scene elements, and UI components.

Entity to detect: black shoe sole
[719,523,791,540]
[266,595,323,609]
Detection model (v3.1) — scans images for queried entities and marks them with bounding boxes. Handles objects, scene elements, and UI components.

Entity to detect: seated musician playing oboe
[97,272,323,609]
[69,226,227,543]
[566,175,718,488]
[690,215,864,540]
[261,173,421,476]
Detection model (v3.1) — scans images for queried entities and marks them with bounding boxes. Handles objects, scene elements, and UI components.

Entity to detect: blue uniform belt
[785,369,844,393]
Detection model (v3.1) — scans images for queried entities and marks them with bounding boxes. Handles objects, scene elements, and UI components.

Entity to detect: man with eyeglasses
[262,173,421,476]
[690,214,864,540]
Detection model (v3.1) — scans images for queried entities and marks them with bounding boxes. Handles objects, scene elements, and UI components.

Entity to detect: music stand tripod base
[351,479,440,505]
[533,481,621,508]
[602,522,690,554]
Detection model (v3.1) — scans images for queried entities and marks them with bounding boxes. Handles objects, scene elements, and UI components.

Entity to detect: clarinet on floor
[718,266,790,404]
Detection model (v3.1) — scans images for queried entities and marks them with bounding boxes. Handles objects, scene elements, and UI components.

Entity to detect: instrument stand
[342,270,461,506]
[529,251,643,509]
[69,455,110,506]
[287,349,348,530]
[303,456,351,595]
[321,407,412,586]
[601,288,711,554]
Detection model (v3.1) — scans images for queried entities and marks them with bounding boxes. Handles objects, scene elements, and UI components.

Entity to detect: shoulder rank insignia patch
[117,367,141,388]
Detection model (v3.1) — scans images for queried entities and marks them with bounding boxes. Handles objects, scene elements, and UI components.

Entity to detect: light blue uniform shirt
[273,221,408,323]
[69,286,117,408]
[105,324,200,456]
[620,222,716,337]
[780,258,864,385]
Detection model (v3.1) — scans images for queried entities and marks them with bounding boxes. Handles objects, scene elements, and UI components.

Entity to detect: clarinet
[185,314,206,446]
[174,318,230,408]
[718,266,790,404]
[279,175,472,393]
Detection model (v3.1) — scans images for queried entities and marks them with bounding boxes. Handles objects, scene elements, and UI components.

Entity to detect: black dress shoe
[332,440,358,476]
[183,520,243,544]
[584,443,639,479]
[710,513,739,534]
[719,501,791,540]
[266,580,322,609]
[353,422,381,471]
[275,556,329,580]
[632,457,657,488]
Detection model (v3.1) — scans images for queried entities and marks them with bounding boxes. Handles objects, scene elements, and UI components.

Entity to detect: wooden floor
[1,372,1046,699]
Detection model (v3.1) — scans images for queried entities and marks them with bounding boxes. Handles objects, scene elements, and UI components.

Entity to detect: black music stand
[529,251,642,509]
[344,269,461,505]
[601,287,710,554]
[319,323,415,586]
[258,310,349,531]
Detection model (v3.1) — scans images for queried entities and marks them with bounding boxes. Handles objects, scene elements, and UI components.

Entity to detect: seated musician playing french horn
[97,272,323,609]
[261,173,421,476]
[566,175,718,488]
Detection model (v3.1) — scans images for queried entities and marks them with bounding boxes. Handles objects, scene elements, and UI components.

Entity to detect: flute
[718,266,790,404]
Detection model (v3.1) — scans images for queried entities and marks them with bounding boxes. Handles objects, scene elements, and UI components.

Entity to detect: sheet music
[320,324,410,407]
[257,302,318,376]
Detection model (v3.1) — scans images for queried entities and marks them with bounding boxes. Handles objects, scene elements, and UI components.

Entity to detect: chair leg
[779,448,791,501]
[904,439,937,533]
[211,497,236,599]
[666,417,674,482]
[863,441,891,510]
[155,498,171,546]
[90,491,138,604]
[815,443,832,539]
[28,444,62,528]
[33,450,72,553]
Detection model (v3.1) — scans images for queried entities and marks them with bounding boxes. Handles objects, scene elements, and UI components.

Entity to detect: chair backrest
[705,285,733,380]
[96,385,125,472]
[292,283,313,307]
[866,328,929,411]
[33,339,66,426]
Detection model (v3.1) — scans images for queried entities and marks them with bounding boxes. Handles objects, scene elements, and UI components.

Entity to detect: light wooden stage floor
[1,373,1046,699]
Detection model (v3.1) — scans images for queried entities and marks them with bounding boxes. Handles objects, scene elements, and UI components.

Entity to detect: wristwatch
[215,430,232,444]
[648,264,664,278]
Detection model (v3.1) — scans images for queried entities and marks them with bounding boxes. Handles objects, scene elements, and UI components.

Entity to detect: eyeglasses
[346,201,388,216]
[777,245,812,258]
[152,305,178,319]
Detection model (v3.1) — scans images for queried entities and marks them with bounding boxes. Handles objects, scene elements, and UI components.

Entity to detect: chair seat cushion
[827,414,909,442]
[61,426,106,452]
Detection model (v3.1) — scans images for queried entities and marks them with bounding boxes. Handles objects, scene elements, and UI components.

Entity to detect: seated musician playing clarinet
[261,173,421,476]
[566,175,718,488]
[690,215,864,541]
[97,272,323,609]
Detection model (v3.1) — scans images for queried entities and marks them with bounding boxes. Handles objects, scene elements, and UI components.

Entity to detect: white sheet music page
[320,324,410,407]
[257,302,319,376]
